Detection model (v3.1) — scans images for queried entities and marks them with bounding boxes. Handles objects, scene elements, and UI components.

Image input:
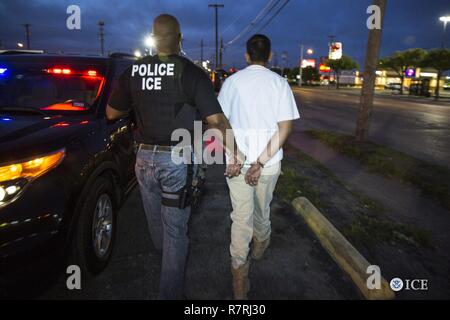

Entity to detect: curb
[292,197,395,300]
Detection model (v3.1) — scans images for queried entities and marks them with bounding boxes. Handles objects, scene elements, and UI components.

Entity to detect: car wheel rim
[92,193,113,259]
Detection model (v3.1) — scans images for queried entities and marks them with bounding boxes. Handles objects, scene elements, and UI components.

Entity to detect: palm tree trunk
[355,0,386,142]
[400,74,404,95]
[336,71,340,89]
[435,71,441,100]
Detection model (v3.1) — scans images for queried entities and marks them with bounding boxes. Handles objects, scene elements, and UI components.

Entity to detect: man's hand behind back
[225,164,241,178]
[245,164,262,186]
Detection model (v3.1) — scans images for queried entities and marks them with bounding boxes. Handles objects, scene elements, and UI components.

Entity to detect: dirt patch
[277,145,450,299]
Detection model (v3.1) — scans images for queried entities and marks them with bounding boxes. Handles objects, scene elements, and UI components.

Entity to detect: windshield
[0,62,105,112]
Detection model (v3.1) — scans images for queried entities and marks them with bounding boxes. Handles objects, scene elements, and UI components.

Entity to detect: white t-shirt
[218,64,300,166]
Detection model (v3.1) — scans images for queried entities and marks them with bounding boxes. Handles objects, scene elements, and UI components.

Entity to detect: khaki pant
[226,162,281,268]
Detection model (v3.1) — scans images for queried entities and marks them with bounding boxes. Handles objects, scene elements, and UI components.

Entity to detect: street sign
[329,42,342,60]
[301,59,316,68]
[319,63,331,73]
[405,68,416,78]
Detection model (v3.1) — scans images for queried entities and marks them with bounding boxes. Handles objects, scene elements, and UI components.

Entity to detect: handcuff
[256,159,265,168]
[249,159,265,169]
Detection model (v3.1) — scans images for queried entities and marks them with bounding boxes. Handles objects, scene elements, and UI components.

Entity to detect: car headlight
[0,149,65,204]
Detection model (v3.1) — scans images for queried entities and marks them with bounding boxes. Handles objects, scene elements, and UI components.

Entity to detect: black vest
[129,54,198,145]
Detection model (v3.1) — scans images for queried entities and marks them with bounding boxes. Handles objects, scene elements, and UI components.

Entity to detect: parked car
[211,69,229,92]
[0,52,137,274]
[384,82,402,91]
[409,79,431,97]
[443,81,450,91]
[339,70,357,87]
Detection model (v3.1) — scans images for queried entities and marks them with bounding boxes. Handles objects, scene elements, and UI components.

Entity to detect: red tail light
[86,70,97,77]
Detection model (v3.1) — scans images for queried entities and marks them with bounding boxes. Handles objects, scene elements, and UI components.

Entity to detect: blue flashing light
[0,68,7,75]
[1,117,12,122]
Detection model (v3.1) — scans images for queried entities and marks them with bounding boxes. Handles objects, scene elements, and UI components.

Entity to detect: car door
[106,60,136,189]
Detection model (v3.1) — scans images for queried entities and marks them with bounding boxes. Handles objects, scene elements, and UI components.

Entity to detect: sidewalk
[32,164,358,300]
[182,165,357,299]
[288,129,450,298]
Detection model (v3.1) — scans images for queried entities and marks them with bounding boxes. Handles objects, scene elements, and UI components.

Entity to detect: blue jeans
[135,148,191,300]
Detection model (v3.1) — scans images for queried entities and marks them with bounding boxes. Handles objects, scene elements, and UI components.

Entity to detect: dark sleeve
[182,64,223,119]
[108,66,132,111]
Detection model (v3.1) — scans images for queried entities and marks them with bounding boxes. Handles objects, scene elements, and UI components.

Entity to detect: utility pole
[23,23,31,49]
[219,37,224,69]
[200,38,204,63]
[298,44,304,86]
[355,0,386,142]
[441,22,446,49]
[98,20,105,56]
[208,3,224,69]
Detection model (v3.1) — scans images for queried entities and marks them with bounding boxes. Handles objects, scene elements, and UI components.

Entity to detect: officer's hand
[225,164,241,178]
[245,164,262,186]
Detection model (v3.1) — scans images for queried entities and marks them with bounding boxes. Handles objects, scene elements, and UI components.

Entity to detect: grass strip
[305,129,450,210]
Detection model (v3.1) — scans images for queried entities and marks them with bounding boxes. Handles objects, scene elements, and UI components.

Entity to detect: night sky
[0,0,449,69]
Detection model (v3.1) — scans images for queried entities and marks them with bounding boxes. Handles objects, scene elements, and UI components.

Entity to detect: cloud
[0,0,448,68]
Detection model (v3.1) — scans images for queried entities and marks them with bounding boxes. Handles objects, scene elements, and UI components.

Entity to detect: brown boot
[231,260,250,300]
[251,236,270,260]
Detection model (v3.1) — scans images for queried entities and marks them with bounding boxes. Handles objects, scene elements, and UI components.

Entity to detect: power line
[224,0,279,47]
[220,9,246,37]
[255,0,290,33]
[185,45,215,52]
[225,0,281,48]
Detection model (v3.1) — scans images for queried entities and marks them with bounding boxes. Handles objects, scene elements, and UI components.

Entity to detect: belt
[139,143,191,153]
[139,144,172,152]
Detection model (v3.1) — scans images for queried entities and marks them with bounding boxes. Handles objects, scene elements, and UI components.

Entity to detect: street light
[17,42,24,48]
[298,45,314,87]
[439,16,450,48]
[144,35,156,55]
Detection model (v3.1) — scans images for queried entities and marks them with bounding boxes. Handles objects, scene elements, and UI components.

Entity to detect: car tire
[70,176,117,276]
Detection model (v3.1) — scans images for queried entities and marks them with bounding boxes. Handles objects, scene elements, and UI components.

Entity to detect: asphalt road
[293,87,450,167]
[2,164,358,300]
